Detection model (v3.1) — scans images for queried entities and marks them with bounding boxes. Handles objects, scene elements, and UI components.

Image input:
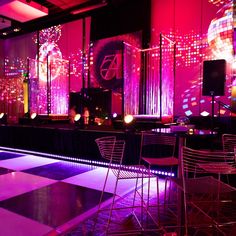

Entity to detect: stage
[0,120,223,166]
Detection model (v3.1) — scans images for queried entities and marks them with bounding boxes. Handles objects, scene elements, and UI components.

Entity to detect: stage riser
[0,125,140,164]
[0,125,222,165]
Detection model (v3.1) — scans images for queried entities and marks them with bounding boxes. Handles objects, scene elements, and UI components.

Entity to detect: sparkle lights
[0,57,26,122]
[34,25,63,83]
[29,57,70,114]
[151,30,209,68]
[68,51,83,78]
[33,25,62,45]
[1,1,235,122]
[29,25,70,115]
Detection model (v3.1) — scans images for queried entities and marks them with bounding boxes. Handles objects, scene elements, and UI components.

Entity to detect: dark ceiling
[0,0,109,39]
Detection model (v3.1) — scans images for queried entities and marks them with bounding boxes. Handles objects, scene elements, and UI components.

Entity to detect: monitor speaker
[202,59,226,96]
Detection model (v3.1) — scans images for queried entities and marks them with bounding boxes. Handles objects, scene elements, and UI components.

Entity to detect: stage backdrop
[151,0,235,118]
[0,1,235,123]
[89,32,142,116]
[0,18,90,122]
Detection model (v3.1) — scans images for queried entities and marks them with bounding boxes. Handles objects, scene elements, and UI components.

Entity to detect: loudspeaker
[202,59,226,96]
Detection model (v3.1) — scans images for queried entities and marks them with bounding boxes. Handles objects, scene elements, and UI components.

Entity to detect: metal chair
[140,131,178,212]
[93,136,162,235]
[140,131,178,172]
[221,133,236,184]
[222,133,236,152]
[168,146,236,236]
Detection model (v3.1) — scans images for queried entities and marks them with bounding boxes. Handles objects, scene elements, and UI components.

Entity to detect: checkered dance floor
[0,150,140,236]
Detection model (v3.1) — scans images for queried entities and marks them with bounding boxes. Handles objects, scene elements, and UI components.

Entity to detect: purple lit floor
[2,150,234,235]
[0,151,148,235]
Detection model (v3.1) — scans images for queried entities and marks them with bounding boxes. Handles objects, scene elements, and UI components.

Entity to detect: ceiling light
[0,0,48,23]
[13,27,21,32]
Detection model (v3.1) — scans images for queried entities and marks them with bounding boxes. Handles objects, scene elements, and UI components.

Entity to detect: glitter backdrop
[28,25,70,115]
[151,0,234,117]
[0,57,26,122]
[0,19,86,122]
[143,34,175,117]
[0,1,235,123]
[90,32,142,115]
[28,57,69,115]
[123,42,141,115]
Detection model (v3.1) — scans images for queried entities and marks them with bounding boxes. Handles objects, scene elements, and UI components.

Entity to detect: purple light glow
[0,146,175,177]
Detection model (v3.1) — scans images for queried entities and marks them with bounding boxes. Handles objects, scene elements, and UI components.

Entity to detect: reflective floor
[0,151,141,235]
[1,150,235,235]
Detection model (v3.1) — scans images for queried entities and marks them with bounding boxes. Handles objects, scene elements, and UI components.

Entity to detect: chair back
[95,136,125,164]
[222,133,236,152]
[181,146,235,176]
[140,131,176,159]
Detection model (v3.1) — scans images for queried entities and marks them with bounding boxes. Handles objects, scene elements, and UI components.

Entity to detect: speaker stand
[210,91,215,134]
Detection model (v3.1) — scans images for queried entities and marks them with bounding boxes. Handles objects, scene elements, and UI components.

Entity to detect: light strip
[0,146,175,177]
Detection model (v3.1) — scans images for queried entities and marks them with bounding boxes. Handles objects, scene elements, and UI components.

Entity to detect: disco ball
[207,3,234,61]
[37,42,62,82]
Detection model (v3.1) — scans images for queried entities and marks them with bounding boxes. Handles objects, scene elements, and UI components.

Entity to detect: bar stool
[92,136,162,235]
[140,131,178,208]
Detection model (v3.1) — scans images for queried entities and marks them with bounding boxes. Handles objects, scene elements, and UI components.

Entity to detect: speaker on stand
[202,59,226,133]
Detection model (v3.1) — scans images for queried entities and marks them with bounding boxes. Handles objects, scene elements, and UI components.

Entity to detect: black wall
[70,88,112,117]
[90,0,151,48]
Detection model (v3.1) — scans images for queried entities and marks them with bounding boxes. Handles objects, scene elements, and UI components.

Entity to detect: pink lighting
[0,0,48,23]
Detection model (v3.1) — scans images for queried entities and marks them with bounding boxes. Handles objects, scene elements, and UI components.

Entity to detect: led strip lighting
[0,146,175,177]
